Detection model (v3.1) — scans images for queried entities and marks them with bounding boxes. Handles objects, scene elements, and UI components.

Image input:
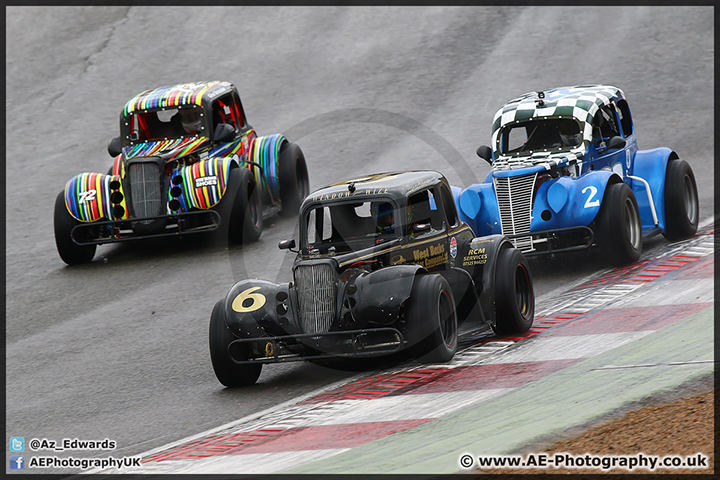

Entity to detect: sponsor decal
[412,243,447,269]
[195,176,218,188]
[462,247,488,267]
[450,237,457,258]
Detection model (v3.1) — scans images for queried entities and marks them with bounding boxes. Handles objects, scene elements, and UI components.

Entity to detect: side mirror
[213,123,236,143]
[476,145,493,165]
[278,239,296,250]
[606,136,626,150]
[108,137,122,157]
[410,223,431,235]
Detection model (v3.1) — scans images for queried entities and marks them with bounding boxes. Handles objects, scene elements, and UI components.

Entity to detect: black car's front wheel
[54,191,97,265]
[493,247,534,335]
[408,274,458,363]
[209,300,262,387]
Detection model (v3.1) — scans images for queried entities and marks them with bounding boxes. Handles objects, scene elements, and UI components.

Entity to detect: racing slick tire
[493,247,534,335]
[408,274,458,363]
[595,182,642,266]
[213,167,263,245]
[278,142,309,216]
[209,300,262,387]
[662,158,699,241]
[54,191,97,265]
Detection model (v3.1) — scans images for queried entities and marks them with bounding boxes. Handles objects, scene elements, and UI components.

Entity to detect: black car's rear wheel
[663,158,698,241]
[278,142,309,216]
[209,300,262,387]
[54,191,96,265]
[493,247,534,335]
[408,274,458,363]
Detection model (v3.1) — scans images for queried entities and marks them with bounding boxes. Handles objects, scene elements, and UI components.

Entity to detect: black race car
[210,171,534,386]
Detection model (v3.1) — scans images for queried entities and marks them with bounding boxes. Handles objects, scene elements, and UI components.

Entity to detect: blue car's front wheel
[595,182,642,266]
[663,158,699,241]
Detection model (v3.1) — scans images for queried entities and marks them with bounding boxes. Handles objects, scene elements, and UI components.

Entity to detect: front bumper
[508,225,595,256]
[229,327,405,364]
[70,210,220,245]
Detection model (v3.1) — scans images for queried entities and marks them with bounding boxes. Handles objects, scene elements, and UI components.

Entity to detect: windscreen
[126,106,206,143]
[500,118,582,154]
[303,200,398,254]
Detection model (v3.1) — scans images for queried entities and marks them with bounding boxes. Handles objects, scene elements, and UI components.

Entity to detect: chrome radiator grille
[294,263,337,334]
[128,162,164,221]
[494,173,538,252]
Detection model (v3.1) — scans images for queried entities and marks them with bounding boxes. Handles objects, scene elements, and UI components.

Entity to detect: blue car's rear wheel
[663,158,698,241]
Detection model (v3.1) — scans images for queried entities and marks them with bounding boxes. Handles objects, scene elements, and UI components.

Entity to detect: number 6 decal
[232,287,267,313]
[582,185,600,208]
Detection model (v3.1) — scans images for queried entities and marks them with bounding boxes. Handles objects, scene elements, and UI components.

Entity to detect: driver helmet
[180,109,202,134]
[372,202,395,234]
[559,122,581,147]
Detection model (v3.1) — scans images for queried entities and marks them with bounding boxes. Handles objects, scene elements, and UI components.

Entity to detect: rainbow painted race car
[54,81,309,265]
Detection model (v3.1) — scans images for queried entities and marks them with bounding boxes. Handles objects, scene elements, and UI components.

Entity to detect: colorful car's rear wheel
[278,142,309,216]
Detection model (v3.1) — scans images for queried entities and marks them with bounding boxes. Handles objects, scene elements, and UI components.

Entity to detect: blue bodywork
[454,85,678,255]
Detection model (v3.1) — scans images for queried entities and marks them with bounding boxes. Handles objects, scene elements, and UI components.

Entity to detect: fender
[530,170,618,231]
[64,172,128,222]
[631,147,674,232]
[452,183,502,237]
[170,157,233,211]
[351,264,425,326]
[110,154,124,176]
[224,279,298,339]
[454,233,513,325]
[248,133,287,205]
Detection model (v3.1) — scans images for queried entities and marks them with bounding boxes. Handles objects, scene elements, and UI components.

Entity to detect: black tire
[407,275,458,363]
[213,167,263,245]
[493,247,534,335]
[209,300,262,387]
[54,191,96,265]
[663,158,699,241]
[595,182,642,266]
[278,142,309,216]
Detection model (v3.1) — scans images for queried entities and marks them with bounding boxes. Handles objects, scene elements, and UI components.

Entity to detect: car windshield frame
[300,197,401,254]
[124,105,207,144]
[498,117,583,156]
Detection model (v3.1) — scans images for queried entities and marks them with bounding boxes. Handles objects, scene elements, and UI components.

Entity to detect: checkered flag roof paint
[490,85,625,169]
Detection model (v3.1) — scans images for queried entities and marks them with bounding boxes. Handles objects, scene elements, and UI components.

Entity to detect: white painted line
[615,278,714,307]
[300,388,513,426]
[481,332,653,364]
[180,449,351,474]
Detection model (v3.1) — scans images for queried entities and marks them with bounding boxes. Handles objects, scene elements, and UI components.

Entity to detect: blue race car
[455,85,699,266]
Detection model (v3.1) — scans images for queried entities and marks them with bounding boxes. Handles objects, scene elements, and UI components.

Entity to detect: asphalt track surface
[5,6,714,474]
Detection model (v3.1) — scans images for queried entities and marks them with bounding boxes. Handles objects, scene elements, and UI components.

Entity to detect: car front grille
[127,161,164,222]
[294,263,337,334]
[494,173,538,252]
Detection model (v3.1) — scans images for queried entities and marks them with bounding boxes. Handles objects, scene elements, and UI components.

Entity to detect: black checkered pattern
[490,85,624,170]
